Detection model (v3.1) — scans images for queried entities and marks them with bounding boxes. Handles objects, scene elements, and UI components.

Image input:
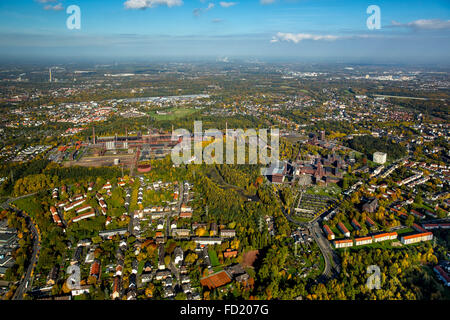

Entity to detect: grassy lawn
[208,249,220,267]
[343,221,354,233]
[317,254,325,275]
[149,107,197,120]
[291,215,312,223]
[212,266,224,273]
[395,227,414,235]
[348,240,396,251]
[305,184,341,199]
[137,260,145,275]
[330,226,341,237]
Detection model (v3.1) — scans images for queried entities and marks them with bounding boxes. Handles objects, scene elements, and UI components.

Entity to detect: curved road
[277,190,340,282]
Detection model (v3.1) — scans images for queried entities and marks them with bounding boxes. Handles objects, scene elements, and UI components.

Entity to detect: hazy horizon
[0,0,449,64]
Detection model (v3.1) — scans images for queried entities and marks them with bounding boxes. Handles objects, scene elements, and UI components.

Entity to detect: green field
[208,249,220,267]
[395,227,414,235]
[291,215,312,224]
[149,107,197,120]
[137,260,145,275]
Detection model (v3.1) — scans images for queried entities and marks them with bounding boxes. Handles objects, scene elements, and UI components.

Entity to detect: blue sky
[0,0,449,63]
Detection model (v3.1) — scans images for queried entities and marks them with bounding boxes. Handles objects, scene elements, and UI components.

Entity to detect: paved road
[309,222,340,281]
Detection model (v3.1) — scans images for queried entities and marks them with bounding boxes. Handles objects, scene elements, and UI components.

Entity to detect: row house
[373,232,398,242]
[71,210,96,223]
[410,209,425,219]
[71,194,85,202]
[423,223,450,230]
[56,201,68,208]
[323,224,335,240]
[179,212,192,219]
[64,199,85,212]
[354,236,373,246]
[351,219,362,231]
[76,205,92,214]
[334,239,353,248]
[172,229,190,238]
[50,206,64,227]
[400,232,433,245]
[412,223,426,233]
[220,229,236,238]
[366,216,376,229]
[193,237,223,247]
[337,222,350,238]
[424,210,437,218]
[99,200,107,209]
[434,266,450,287]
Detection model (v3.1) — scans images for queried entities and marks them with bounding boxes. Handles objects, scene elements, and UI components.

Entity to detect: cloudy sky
[0,0,449,63]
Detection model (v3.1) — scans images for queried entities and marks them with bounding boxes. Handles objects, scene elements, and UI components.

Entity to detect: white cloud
[220,2,237,8]
[44,3,64,11]
[36,0,57,3]
[124,0,183,9]
[260,0,276,5]
[193,2,215,16]
[271,32,340,43]
[390,19,450,30]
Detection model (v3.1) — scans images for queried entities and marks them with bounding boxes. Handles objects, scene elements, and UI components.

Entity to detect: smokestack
[49,68,52,83]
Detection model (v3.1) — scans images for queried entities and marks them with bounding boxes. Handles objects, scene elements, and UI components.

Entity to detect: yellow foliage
[196,227,207,237]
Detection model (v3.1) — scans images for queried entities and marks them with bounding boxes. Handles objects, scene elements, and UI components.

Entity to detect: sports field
[149,107,197,120]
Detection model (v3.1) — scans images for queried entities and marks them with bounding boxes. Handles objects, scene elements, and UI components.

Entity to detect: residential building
[400,232,433,245]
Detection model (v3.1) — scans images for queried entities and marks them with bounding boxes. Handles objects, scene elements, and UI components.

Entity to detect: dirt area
[242,250,260,268]
[64,153,135,168]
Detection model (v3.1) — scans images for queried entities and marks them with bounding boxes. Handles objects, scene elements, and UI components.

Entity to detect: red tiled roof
[338,222,349,233]
[334,239,353,244]
[373,232,397,238]
[434,266,450,282]
[323,225,334,235]
[402,232,432,240]
[366,217,375,225]
[355,236,372,241]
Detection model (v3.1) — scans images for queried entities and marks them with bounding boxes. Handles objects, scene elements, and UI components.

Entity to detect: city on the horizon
[0,0,449,64]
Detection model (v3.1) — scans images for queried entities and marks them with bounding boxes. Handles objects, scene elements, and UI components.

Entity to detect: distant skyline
[0,0,449,64]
